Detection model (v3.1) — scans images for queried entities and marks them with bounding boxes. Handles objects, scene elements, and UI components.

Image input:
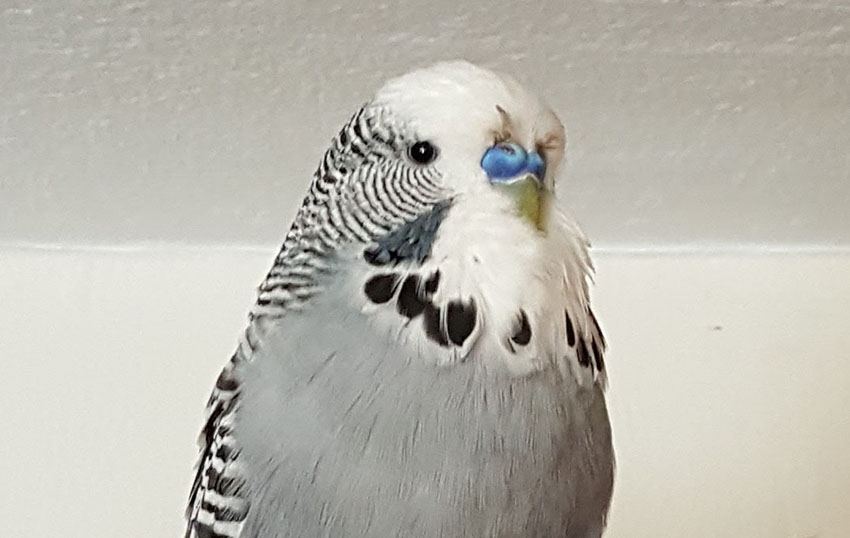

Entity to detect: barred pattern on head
[252,105,444,317]
[185,105,445,538]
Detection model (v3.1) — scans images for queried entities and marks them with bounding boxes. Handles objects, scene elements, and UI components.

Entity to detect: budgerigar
[185,60,614,538]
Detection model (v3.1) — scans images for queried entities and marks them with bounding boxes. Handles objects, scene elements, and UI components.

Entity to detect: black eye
[407,141,438,165]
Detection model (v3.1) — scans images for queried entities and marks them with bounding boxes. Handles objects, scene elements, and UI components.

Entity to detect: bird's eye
[407,141,439,165]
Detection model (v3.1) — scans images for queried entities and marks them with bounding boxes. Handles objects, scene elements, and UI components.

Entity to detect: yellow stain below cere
[497,174,552,232]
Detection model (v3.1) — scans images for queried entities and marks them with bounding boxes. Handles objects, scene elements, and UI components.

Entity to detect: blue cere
[525,150,546,180]
[481,142,546,182]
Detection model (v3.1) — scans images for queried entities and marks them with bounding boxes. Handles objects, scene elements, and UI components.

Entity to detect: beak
[481,143,550,231]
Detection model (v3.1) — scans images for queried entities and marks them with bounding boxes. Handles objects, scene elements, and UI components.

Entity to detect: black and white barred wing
[185,352,250,538]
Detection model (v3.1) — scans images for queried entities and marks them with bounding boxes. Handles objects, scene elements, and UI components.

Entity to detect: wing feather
[185,350,251,538]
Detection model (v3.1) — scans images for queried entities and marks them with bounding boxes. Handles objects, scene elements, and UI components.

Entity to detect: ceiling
[2,0,849,250]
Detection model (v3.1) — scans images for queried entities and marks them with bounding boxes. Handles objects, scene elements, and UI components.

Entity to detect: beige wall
[2,247,847,537]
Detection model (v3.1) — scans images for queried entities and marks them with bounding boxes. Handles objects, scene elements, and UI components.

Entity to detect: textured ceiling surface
[2,0,849,249]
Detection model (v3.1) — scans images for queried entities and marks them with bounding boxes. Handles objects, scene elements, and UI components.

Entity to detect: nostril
[497,142,520,156]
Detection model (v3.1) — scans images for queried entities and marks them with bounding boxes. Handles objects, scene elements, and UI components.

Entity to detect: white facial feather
[361,60,603,385]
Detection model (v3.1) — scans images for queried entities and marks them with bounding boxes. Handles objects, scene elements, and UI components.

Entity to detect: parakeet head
[371,61,566,231]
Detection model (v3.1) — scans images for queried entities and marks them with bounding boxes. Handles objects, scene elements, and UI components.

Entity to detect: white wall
[2,247,848,537]
[2,0,849,248]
